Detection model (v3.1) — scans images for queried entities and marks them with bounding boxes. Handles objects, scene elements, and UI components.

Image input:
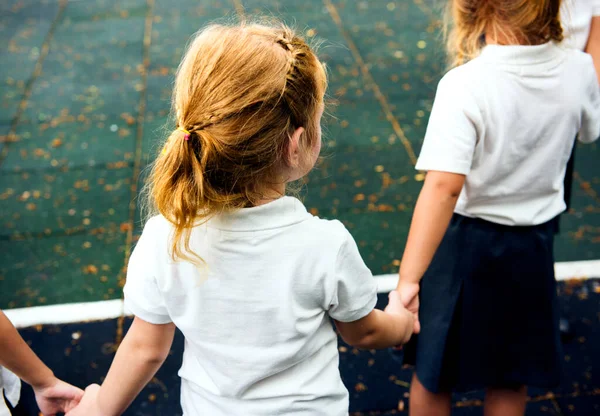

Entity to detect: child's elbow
[426,171,465,199]
[340,329,378,350]
[128,338,171,365]
[139,347,170,365]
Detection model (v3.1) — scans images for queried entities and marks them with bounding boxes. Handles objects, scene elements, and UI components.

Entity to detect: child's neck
[485,29,546,47]
[485,31,522,46]
[254,184,286,206]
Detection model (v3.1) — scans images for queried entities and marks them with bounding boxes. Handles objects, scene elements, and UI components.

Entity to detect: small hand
[65,384,103,416]
[33,377,84,416]
[396,282,421,334]
[384,290,414,345]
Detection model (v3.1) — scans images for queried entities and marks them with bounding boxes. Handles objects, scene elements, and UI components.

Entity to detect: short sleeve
[593,1,600,16]
[123,218,172,324]
[579,55,600,144]
[327,226,377,323]
[415,72,480,175]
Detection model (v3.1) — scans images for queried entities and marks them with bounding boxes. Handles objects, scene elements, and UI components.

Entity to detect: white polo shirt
[416,42,600,226]
[562,0,600,50]
[124,197,377,416]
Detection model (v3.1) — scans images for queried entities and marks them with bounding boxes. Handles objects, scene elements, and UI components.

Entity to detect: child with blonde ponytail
[67,21,414,416]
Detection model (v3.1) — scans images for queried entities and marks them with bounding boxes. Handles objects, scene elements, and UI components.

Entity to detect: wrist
[29,368,56,391]
[96,386,120,416]
[396,278,420,291]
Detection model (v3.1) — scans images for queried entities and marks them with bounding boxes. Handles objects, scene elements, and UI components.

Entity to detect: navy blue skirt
[402,214,563,393]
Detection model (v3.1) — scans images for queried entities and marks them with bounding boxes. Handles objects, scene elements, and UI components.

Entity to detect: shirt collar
[208,196,310,231]
[479,41,565,67]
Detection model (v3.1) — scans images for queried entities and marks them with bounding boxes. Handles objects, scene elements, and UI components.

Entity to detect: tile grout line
[0,0,69,167]
[322,0,418,166]
[113,0,155,348]
[412,0,439,23]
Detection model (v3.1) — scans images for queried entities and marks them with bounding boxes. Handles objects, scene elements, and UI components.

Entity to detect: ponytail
[143,22,326,265]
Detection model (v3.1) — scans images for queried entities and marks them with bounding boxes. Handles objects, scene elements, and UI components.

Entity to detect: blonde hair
[445,0,564,67]
[146,21,327,263]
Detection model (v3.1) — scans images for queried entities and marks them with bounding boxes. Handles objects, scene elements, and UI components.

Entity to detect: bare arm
[334,299,414,349]
[585,16,600,83]
[0,311,55,388]
[98,317,175,415]
[397,171,465,287]
[0,311,84,414]
[69,317,175,416]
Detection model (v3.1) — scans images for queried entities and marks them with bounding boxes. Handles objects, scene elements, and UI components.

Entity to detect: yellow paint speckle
[417,40,427,49]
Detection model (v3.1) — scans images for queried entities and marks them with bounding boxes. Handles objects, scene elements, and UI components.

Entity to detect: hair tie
[178,126,191,141]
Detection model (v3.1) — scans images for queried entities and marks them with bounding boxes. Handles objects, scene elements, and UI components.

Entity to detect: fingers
[84,384,101,396]
[62,382,85,402]
[414,312,421,334]
[386,290,402,308]
[65,384,100,416]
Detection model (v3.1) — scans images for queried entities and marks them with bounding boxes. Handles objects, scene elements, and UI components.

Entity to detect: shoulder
[431,62,484,120]
[562,48,598,86]
[560,47,594,69]
[301,216,354,247]
[142,214,173,236]
[438,59,486,90]
[136,215,172,247]
[434,61,487,108]
[132,215,174,260]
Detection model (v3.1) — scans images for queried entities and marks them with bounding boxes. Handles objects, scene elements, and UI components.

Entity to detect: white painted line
[3,260,599,328]
[376,259,600,293]
[376,274,400,293]
[4,299,126,329]
[555,260,600,281]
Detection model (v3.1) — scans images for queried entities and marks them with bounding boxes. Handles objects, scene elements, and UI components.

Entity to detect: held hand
[65,384,104,416]
[33,377,84,416]
[384,291,415,345]
[396,282,421,334]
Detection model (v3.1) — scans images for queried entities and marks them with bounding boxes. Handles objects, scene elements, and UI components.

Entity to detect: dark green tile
[0,232,126,308]
[304,143,422,274]
[0,0,60,125]
[0,167,131,237]
[148,0,234,70]
[17,0,146,126]
[554,142,600,262]
[1,120,137,171]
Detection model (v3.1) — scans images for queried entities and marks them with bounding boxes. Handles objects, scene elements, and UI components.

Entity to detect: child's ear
[286,127,305,168]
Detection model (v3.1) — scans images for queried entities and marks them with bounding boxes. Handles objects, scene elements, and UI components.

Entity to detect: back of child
[419,10,599,226]
[66,21,414,416]
[391,1,599,415]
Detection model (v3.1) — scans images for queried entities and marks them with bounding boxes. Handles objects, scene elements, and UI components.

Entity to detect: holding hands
[65,384,103,416]
[387,282,421,335]
[33,377,84,416]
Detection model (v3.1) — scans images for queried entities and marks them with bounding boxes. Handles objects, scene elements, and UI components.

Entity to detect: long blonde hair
[145,22,327,263]
[445,0,564,67]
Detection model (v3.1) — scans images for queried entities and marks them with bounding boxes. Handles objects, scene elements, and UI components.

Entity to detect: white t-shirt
[124,197,377,416]
[416,42,600,226]
[562,0,600,50]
